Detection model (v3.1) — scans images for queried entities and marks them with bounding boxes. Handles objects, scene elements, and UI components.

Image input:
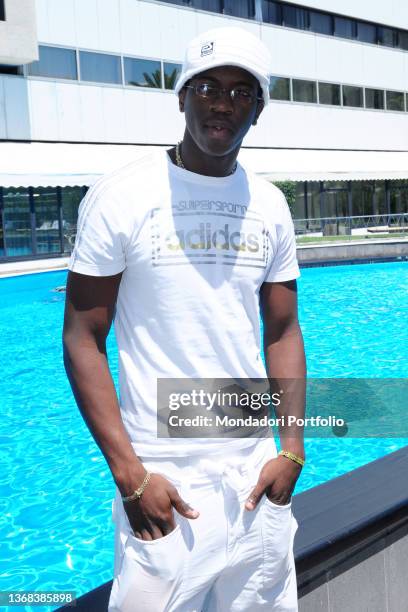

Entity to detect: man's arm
[245,279,306,509]
[261,279,306,457]
[63,271,198,539]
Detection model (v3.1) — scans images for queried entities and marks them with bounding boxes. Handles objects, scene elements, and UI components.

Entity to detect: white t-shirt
[68,150,300,457]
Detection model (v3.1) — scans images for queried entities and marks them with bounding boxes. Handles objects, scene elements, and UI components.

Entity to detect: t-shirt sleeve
[264,191,300,283]
[68,183,127,276]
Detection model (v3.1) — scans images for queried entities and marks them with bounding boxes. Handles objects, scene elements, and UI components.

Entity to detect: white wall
[245,101,408,151]
[28,80,186,144]
[0,76,31,139]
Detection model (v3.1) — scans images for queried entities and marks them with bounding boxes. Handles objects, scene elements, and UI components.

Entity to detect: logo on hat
[200,42,214,57]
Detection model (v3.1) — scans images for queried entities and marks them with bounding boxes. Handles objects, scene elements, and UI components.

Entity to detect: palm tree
[127,69,162,88]
[142,69,162,88]
[128,67,180,90]
[163,68,179,90]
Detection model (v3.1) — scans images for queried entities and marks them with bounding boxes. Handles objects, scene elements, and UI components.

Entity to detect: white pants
[108,438,298,612]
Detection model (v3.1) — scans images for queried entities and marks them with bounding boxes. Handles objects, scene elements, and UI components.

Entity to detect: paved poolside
[0,257,69,278]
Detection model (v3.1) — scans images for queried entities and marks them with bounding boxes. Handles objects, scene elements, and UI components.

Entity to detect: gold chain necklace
[175,142,237,176]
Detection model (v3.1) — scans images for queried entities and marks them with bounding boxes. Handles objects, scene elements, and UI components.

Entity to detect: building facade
[1,0,408,260]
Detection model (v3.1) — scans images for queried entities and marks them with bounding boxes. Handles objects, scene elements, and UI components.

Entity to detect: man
[63,26,306,612]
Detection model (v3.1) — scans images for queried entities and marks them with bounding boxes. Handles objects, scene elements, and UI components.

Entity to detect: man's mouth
[204,122,234,137]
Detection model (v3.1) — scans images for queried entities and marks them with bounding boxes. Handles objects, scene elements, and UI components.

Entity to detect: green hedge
[272,181,297,215]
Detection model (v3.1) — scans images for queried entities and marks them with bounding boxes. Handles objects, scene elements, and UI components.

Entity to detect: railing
[294,213,408,242]
[63,227,77,254]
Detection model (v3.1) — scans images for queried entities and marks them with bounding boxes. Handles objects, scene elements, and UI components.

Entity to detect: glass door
[323,190,348,218]
[0,205,4,257]
[322,189,350,235]
[34,188,61,254]
[390,187,408,215]
[3,188,33,257]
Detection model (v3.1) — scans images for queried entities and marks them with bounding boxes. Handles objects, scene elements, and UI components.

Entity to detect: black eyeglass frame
[184,83,264,104]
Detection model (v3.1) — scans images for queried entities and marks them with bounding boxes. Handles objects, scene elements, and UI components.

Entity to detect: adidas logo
[165,223,260,253]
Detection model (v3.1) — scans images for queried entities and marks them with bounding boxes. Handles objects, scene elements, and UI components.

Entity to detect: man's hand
[124,473,199,540]
[245,456,302,510]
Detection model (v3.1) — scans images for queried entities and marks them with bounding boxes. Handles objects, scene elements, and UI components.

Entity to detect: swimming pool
[0,261,407,607]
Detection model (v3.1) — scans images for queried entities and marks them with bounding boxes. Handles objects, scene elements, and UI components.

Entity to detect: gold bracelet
[122,471,151,503]
[279,450,305,467]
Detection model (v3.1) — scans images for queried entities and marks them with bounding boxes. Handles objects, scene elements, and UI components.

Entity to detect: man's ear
[252,100,264,126]
[179,89,186,113]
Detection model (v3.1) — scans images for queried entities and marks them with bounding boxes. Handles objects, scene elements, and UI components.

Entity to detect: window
[365,88,384,110]
[342,85,363,108]
[0,191,4,258]
[351,182,374,217]
[356,21,377,44]
[0,183,88,259]
[62,187,85,254]
[269,76,290,100]
[309,11,332,35]
[194,0,221,11]
[123,59,181,90]
[378,26,398,48]
[2,188,32,257]
[323,181,347,191]
[292,79,316,103]
[79,51,121,84]
[163,62,182,90]
[223,0,254,19]
[389,179,408,188]
[160,0,255,14]
[0,0,4,20]
[386,91,405,112]
[27,46,77,80]
[390,186,408,214]
[282,4,308,30]
[399,31,408,51]
[159,0,192,5]
[262,0,281,24]
[334,16,356,39]
[319,82,340,106]
[374,181,387,215]
[34,188,61,255]
[293,183,307,219]
[322,184,349,218]
[124,57,162,88]
[0,65,23,76]
[306,182,321,220]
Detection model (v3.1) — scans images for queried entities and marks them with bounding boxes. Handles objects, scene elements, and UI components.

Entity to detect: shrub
[272,181,297,216]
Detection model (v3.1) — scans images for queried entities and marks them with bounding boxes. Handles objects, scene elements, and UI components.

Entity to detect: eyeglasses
[185,83,263,105]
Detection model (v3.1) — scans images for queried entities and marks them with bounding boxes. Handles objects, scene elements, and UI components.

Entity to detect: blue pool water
[0,261,407,608]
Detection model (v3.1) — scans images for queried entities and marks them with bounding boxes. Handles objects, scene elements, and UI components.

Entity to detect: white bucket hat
[174,26,272,106]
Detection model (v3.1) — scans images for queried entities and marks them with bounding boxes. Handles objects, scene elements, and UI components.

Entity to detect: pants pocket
[109,489,188,612]
[109,521,187,612]
[124,522,184,580]
[261,496,295,590]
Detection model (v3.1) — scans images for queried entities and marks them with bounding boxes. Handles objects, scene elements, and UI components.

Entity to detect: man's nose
[210,89,234,113]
